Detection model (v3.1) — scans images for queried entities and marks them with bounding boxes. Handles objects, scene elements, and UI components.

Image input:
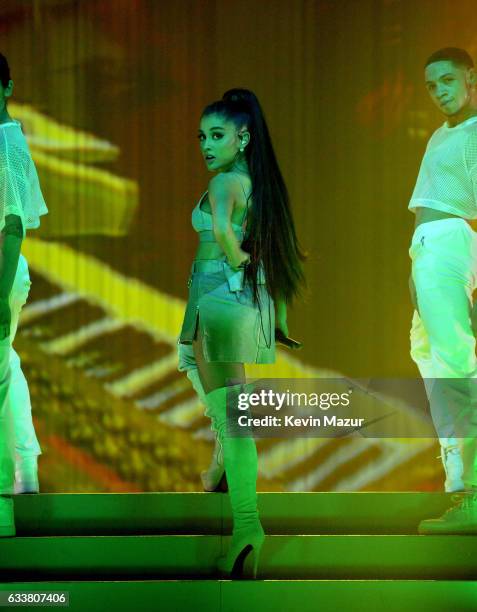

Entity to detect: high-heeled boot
[186,368,227,492]
[203,383,264,579]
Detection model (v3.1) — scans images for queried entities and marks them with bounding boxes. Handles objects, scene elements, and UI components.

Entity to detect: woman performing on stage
[177,88,306,577]
[0,52,48,536]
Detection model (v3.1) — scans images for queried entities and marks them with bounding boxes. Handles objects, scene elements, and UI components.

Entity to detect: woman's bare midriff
[194,242,226,260]
[415,206,477,230]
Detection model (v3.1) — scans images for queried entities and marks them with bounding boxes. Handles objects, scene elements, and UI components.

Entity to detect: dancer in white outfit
[0,53,48,537]
[10,256,42,494]
[407,48,477,534]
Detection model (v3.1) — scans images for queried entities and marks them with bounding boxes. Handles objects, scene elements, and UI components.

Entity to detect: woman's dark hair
[0,53,10,88]
[201,88,307,308]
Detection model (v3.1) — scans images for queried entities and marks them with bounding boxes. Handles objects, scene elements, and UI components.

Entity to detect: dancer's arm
[0,214,23,339]
[208,174,250,270]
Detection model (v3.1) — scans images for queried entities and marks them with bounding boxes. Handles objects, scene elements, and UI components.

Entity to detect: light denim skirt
[178,257,275,364]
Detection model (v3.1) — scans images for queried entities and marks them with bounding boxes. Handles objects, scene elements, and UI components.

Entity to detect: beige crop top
[191,183,250,243]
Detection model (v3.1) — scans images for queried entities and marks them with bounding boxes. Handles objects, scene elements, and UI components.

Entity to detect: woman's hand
[0,298,11,340]
[230,249,250,271]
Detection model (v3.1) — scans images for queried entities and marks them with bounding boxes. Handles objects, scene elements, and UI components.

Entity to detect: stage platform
[1,493,476,611]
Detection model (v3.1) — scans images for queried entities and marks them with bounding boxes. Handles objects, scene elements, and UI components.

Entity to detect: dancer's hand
[0,298,11,340]
[409,274,419,315]
[471,299,477,337]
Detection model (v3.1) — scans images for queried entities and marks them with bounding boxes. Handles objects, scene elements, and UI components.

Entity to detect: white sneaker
[14,456,39,494]
[439,445,465,492]
[0,496,15,537]
[418,492,477,534]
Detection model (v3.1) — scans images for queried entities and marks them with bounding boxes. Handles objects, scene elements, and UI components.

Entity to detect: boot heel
[221,539,263,579]
[245,542,263,579]
[215,472,228,492]
[230,544,253,579]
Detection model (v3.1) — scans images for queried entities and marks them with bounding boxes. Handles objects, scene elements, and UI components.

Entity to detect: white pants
[0,254,41,494]
[410,218,477,488]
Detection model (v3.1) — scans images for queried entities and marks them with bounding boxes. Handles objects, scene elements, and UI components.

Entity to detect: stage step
[13,492,453,535]
[2,493,475,612]
[0,580,475,612]
[1,534,476,581]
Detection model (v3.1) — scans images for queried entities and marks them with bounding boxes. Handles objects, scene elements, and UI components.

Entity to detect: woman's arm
[0,214,23,339]
[208,174,250,270]
[275,293,288,335]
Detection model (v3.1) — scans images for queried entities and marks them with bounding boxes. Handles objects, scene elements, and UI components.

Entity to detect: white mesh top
[0,120,48,237]
[408,115,477,219]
